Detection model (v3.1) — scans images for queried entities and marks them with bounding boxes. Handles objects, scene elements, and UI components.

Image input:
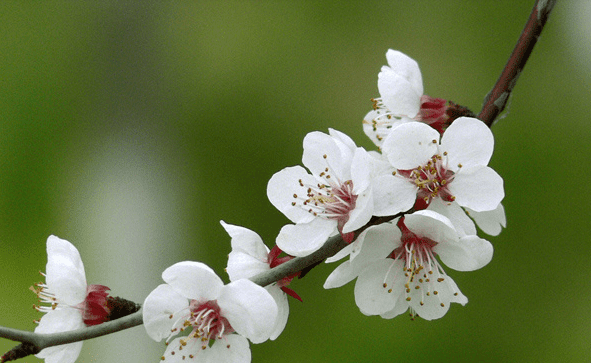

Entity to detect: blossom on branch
[31,236,111,363]
[267,129,375,256]
[143,261,278,362]
[222,220,300,340]
[354,210,493,320]
[374,116,504,214]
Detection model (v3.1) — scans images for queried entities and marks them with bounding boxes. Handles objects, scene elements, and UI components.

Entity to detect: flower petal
[276,219,335,257]
[206,334,251,363]
[227,250,269,281]
[440,117,494,169]
[466,203,506,236]
[221,221,270,259]
[427,198,477,237]
[302,131,352,181]
[403,210,458,246]
[435,235,494,271]
[382,122,440,170]
[45,236,87,306]
[449,165,504,212]
[265,286,289,340]
[35,308,85,363]
[371,174,417,216]
[384,49,423,97]
[162,261,224,301]
[378,50,423,117]
[355,259,403,315]
[142,283,189,342]
[267,166,318,224]
[218,279,278,344]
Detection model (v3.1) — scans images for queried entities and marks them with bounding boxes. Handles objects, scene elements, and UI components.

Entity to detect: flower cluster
[27,49,506,363]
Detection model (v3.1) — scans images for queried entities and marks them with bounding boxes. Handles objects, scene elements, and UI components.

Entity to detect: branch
[478,0,556,126]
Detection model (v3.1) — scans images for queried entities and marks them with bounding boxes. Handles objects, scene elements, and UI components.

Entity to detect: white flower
[143,261,278,363]
[221,220,297,340]
[375,116,504,215]
[354,210,493,320]
[363,49,423,147]
[267,129,375,257]
[32,236,111,363]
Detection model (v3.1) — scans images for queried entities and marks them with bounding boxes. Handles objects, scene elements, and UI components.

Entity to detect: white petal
[323,260,357,289]
[384,49,423,97]
[440,117,494,169]
[221,221,270,259]
[276,219,335,257]
[382,122,440,170]
[411,275,466,320]
[404,210,458,246]
[302,131,352,180]
[354,259,404,315]
[427,198,476,236]
[227,251,269,281]
[435,235,494,271]
[350,147,374,194]
[206,334,251,363]
[161,337,204,363]
[265,286,289,340]
[350,222,400,265]
[328,128,357,152]
[342,191,373,233]
[372,174,417,216]
[325,241,356,263]
[35,308,85,363]
[142,284,189,342]
[449,165,504,212]
[466,203,506,236]
[379,293,409,319]
[267,166,317,223]
[45,236,87,305]
[162,261,224,301]
[218,279,278,344]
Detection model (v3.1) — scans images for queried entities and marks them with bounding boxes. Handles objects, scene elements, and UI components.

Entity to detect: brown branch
[479,0,557,126]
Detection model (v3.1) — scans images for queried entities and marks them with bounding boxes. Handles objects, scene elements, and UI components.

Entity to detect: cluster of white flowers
[30,49,505,363]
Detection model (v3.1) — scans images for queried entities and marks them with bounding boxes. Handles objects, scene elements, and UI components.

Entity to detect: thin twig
[479,0,556,126]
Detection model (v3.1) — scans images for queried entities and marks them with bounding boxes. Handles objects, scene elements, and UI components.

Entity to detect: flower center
[31,278,111,326]
[398,153,456,210]
[165,299,234,359]
[380,218,460,319]
[291,154,358,242]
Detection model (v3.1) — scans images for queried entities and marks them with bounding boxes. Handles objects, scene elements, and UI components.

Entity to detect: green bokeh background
[1,1,589,362]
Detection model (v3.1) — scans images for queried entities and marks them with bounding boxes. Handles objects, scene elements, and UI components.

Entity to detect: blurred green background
[1,1,589,362]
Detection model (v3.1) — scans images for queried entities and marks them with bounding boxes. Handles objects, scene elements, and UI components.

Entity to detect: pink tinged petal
[466,203,506,236]
[372,174,417,216]
[205,334,251,363]
[382,122,440,170]
[142,284,189,342]
[435,235,494,272]
[384,49,423,97]
[449,165,505,212]
[404,210,459,246]
[162,261,224,301]
[427,198,477,236]
[276,219,335,257]
[218,279,278,344]
[221,221,270,259]
[355,259,404,315]
[227,250,270,281]
[267,166,317,224]
[265,286,289,340]
[35,308,85,363]
[440,117,494,169]
[302,131,352,180]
